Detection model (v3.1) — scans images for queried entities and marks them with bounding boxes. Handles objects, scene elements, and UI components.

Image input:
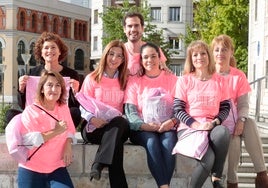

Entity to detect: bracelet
[171,118,177,126]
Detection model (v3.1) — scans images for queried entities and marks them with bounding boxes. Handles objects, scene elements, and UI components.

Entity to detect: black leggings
[178,125,230,188]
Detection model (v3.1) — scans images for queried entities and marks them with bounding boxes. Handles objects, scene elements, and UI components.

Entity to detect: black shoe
[213,179,224,188]
[90,163,104,181]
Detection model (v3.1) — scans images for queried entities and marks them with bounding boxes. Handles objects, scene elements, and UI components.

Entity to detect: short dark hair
[123,12,144,27]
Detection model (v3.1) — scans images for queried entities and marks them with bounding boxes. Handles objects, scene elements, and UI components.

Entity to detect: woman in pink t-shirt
[173,40,230,188]
[78,40,129,188]
[124,42,178,188]
[212,34,268,188]
[18,71,75,188]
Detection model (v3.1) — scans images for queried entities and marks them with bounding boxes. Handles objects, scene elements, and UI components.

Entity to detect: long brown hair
[91,40,128,90]
[211,34,237,67]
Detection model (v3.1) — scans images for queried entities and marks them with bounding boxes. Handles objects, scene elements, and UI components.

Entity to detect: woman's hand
[69,79,80,94]
[63,138,73,166]
[54,120,67,135]
[233,119,245,136]
[158,119,174,133]
[18,75,29,93]
[90,117,107,128]
[191,121,213,131]
[140,122,160,132]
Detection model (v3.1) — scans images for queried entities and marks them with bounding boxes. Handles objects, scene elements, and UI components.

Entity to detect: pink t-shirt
[221,67,251,133]
[124,71,177,120]
[175,73,230,131]
[19,103,75,173]
[125,43,167,76]
[79,73,124,113]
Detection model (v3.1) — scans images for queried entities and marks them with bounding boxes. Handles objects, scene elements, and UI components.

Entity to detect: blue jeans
[18,167,74,188]
[130,130,177,186]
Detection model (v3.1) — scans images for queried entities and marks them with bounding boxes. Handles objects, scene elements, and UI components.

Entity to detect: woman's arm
[173,98,195,126]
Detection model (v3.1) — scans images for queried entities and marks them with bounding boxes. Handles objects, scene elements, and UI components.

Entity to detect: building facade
[0,0,91,103]
[248,0,268,117]
[90,0,193,75]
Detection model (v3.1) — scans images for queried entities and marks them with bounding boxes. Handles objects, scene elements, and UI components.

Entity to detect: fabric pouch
[172,128,209,160]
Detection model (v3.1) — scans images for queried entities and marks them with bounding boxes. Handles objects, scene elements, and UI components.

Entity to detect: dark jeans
[17,167,74,188]
[82,116,130,188]
[130,130,177,187]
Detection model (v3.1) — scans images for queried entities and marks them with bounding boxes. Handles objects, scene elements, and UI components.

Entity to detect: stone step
[237,172,256,184]
[240,153,268,163]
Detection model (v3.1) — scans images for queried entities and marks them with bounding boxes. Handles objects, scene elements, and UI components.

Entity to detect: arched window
[53,18,58,33]
[0,42,2,64]
[17,41,25,65]
[19,11,25,30]
[63,20,68,38]
[42,16,48,31]
[29,42,36,66]
[74,22,78,39]
[83,24,87,41]
[32,13,37,32]
[74,49,84,70]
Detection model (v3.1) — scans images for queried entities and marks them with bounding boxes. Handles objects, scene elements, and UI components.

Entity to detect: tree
[100,0,173,63]
[186,0,249,73]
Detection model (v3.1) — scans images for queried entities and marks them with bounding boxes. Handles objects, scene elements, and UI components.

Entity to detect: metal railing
[249,75,268,121]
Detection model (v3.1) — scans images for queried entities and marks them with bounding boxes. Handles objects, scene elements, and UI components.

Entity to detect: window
[75,49,84,70]
[169,64,183,76]
[32,14,37,32]
[29,42,36,66]
[63,20,68,38]
[53,18,58,33]
[151,7,161,22]
[42,16,48,31]
[169,37,181,50]
[93,36,98,51]
[0,42,2,64]
[169,7,180,21]
[94,9,98,24]
[19,11,26,30]
[17,41,25,65]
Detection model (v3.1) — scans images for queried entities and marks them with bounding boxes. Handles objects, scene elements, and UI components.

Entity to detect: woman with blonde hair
[211,34,268,188]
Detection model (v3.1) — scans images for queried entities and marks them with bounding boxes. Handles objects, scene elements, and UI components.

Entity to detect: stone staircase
[237,123,268,188]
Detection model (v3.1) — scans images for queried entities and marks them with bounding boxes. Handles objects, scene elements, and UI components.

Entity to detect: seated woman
[18,70,76,188]
[173,40,230,188]
[124,42,178,188]
[77,40,129,188]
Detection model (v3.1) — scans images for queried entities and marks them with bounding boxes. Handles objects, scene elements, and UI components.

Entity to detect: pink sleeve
[79,74,95,97]
[124,76,139,105]
[174,76,187,101]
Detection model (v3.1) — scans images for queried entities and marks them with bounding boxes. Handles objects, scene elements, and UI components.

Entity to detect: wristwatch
[240,117,247,122]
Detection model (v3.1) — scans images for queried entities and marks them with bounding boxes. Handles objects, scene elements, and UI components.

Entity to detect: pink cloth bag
[5,114,29,163]
[76,92,122,120]
[172,128,209,160]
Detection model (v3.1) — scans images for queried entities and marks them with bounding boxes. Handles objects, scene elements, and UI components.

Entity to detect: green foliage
[0,104,11,133]
[186,0,249,73]
[100,0,174,64]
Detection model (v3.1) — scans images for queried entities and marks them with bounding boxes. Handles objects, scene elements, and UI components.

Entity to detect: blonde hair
[211,34,237,67]
[184,40,215,75]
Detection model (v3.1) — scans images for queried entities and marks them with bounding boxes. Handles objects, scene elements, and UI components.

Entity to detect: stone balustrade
[0,134,221,188]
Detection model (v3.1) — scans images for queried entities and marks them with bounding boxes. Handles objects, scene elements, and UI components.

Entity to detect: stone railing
[0,134,219,188]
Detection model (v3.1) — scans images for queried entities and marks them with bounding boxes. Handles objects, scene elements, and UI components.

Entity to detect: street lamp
[0,64,7,107]
[21,53,31,75]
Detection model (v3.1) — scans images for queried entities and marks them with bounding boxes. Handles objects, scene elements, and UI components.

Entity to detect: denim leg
[130,130,176,186]
[49,167,74,188]
[159,131,177,182]
[18,167,47,188]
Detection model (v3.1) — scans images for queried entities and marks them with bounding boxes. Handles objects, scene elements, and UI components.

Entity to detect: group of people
[9,11,268,188]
